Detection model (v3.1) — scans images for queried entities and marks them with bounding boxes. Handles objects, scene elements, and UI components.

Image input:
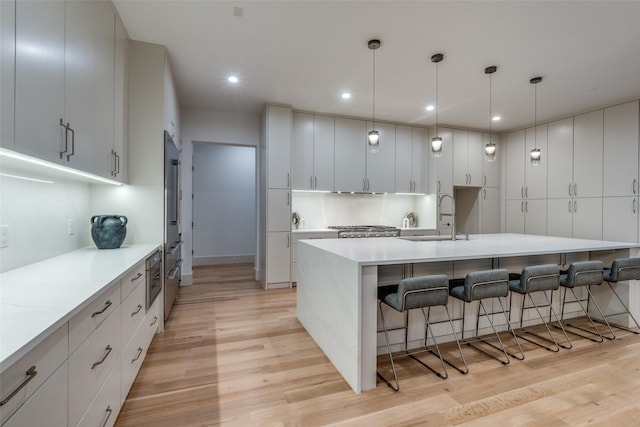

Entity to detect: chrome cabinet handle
[525,186,528,198]
[286,191,290,206]
[111,149,117,176]
[521,201,524,213]
[131,347,144,363]
[66,124,75,161]
[525,200,528,213]
[568,184,572,197]
[150,316,158,326]
[483,188,486,200]
[286,173,290,188]
[91,345,113,370]
[367,178,370,191]
[91,300,112,318]
[521,187,524,198]
[314,176,317,189]
[59,119,68,158]
[574,200,577,212]
[574,183,578,197]
[115,151,120,176]
[287,233,290,248]
[483,175,487,186]
[437,180,441,193]
[634,178,638,194]
[634,198,637,214]
[568,200,572,212]
[131,272,143,282]
[131,304,143,316]
[102,406,113,427]
[0,366,37,406]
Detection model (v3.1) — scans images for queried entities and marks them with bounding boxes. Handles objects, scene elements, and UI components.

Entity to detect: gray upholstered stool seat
[448,269,523,369]
[377,275,466,391]
[508,264,571,351]
[601,257,640,336]
[557,260,615,342]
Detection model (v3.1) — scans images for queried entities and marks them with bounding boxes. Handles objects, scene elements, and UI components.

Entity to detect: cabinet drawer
[0,325,68,424]
[69,304,122,427]
[121,280,145,348]
[78,360,121,427]
[69,283,121,353]
[2,361,68,427]
[120,262,145,302]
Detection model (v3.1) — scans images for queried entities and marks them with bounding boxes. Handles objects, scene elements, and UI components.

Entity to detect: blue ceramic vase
[91,215,127,249]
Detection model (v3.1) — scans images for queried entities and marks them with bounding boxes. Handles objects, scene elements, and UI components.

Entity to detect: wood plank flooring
[115,264,640,426]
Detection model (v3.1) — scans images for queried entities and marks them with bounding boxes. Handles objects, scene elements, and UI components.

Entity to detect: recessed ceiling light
[426,105,435,111]
[341,92,351,99]
[228,76,239,83]
[492,115,501,121]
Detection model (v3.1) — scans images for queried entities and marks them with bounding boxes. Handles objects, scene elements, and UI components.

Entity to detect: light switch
[0,225,9,248]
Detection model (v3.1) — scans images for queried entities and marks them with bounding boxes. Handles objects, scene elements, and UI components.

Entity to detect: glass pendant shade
[530,147,541,165]
[431,136,443,157]
[485,142,496,161]
[368,130,380,153]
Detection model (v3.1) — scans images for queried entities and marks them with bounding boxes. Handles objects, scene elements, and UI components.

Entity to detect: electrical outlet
[0,225,9,248]
[67,219,75,236]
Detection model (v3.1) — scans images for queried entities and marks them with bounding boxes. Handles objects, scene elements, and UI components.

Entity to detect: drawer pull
[150,316,158,326]
[0,365,37,406]
[131,272,143,282]
[91,300,112,318]
[131,347,144,363]
[91,345,113,370]
[102,405,113,427]
[131,304,143,316]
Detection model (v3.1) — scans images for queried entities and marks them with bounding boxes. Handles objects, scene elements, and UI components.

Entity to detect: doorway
[192,142,256,266]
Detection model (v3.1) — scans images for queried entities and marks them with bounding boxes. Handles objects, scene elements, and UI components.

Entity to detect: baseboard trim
[193,255,255,266]
[181,273,193,286]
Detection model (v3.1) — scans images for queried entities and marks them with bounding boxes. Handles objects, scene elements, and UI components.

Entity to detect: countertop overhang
[0,243,161,372]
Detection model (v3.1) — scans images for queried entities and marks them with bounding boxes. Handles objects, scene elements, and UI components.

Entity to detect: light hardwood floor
[115,264,640,426]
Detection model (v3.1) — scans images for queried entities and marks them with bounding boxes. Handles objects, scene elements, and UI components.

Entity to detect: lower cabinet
[603,196,638,243]
[290,230,339,282]
[77,361,121,427]
[480,187,501,233]
[547,197,603,240]
[266,231,291,287]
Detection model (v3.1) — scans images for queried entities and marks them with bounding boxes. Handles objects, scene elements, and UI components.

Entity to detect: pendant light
[530,76,543,165]
[484,65,497,161]
[367,39,381,153]
[431,53,444,157]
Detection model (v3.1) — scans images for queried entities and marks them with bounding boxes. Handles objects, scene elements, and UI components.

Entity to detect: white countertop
[298,233,640,266]
[0,243,160,372]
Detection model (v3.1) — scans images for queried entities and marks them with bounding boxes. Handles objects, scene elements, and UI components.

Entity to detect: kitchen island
[296,233,640,393]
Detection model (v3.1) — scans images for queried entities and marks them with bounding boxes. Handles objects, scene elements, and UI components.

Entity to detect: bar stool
[601,257,640,336]
[448,269,524,369]
[557,260,615,342]
[508,264,571,352]
[377,275,466,391]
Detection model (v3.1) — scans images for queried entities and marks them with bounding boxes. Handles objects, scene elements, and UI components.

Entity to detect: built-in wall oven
[164,131,182,320]
[146,250,162,310]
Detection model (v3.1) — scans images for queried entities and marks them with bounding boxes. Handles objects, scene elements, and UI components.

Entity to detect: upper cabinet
[429,127,453,194]
[547,118,574,199]
[12,0,123,181]
[573,109,603,198]
[292,113,334,191]
[366,121,395,193]
[112,13,128,182]
[395,126,427,193]
[604,100,639,197]
[266,105,292,189]
[525,124,548,199]
[334,117,366,192]
[1,0,15,150]
[453,129,482,187]
[482,133,500,187]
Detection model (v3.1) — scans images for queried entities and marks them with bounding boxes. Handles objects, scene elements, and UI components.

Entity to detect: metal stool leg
[377,301,399,391]
[601,281,640,336]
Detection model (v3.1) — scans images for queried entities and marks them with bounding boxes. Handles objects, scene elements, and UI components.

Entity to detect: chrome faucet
[438,193,456,241]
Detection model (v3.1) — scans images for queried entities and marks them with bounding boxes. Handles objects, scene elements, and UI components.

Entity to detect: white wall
[181,108,261,281]
[0,172,91,272]
[192,143,256,264]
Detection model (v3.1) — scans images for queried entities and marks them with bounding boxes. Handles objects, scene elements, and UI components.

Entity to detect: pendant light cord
[372,47,376,128]
[435,61,439,136]
[534,81,538,149]
[489,72,492,137]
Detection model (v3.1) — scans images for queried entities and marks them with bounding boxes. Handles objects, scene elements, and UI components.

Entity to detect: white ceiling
[113,1,640,133]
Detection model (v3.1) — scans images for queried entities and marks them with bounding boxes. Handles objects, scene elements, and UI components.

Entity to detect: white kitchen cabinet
[267,188,291,232]
[525,125,548,200]
[604,101,639,197]
[546,198,574,238]
[603,196,638,243]
[482,133,500,188]
[2,362,68,427]
[396,126,427,193]
[506,199,547,235]
[0,0,14,150]
[112,12,128,182]
[453,129,483,187]
[335,117,366,192]
[78,361,121,427]
[505,129,525,200]
[547,118,574,199]
[547,197,602,240]
[573,109,604,198]
[266,232,291,286]
[480,187,501,233]
[266,105,292,189]
[292,113,334,191]
[366,121,396,193]
[505,200,525,233]
[412,127,427,193]
[430,127,453,195]
[290,230,339,283]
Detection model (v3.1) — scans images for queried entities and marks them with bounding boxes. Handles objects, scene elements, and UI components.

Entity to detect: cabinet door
[77,362,121,427]
[3,362,68,427]
[525,125,548,199]
[603,196,638,243]
[505,200,525,233]
[292,112,314,190]
[547,198,573,238]
[505,130,525,200]
[604,101,639,197]
[524,199,547,236]
[366,121,395,193]
[65,0,115,177]
[266,105,292,189]
[335,117,366,192]
[266,232,291,285]
[313,115,335,191]
[481,187,501,233]
[572,197,602,240]
[482,133,500,187]
[573,109,603,198]
[467,131,483,186]
[113,13,128,182]
[1,0,14,149]
[14,0,66,163]
[267,189,291,232]
[432,127,453,194]
[412,127,427,193]
[395,125,413,193]
[452,129,468,186]
[547,118,574,199]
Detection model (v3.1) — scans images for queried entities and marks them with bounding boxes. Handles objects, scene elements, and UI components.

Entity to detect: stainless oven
[146,250,162,310]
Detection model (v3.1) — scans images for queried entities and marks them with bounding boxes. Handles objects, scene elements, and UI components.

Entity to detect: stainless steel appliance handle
[0,366,37,406]
[91,345,113,369]
[167,241,183,256]
[91,300,112,318]
[168,259,183,279]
